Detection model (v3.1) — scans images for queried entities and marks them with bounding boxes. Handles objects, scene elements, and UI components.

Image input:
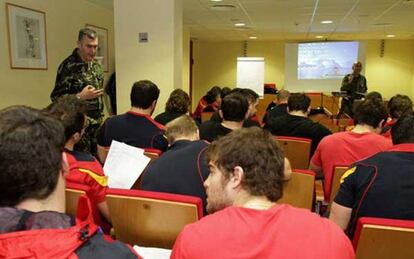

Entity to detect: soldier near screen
[51,28,104,155]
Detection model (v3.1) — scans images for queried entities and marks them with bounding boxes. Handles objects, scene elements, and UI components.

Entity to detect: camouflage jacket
[51,48,104,120]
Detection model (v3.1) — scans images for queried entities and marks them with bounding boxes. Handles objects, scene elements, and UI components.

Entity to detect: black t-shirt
[263,114,331,155]
[140,140,210,215]
[334,146,414,238]
[263,103,288,125]
[199,121,233,142]
[97,111,168,151]
[154,111,184,126]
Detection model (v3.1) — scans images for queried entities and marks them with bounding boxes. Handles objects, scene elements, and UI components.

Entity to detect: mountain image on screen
[298,42,359,80]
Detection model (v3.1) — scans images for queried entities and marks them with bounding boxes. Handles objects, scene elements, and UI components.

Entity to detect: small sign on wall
[139,32,148,43]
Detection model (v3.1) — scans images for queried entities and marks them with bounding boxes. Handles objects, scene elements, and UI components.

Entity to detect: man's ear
[230,166,244,189]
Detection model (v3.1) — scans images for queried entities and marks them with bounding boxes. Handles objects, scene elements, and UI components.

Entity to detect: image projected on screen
[298,41,359,80]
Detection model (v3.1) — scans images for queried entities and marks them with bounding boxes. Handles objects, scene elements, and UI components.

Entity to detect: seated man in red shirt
[330,110,414,238]
[171,127,354,259]
[310,98,392,201]
[0,106,138,258]
[46,96,111,226]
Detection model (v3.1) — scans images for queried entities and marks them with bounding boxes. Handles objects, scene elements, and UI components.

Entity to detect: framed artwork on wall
[6,3,48,70]
[86,24,109,72]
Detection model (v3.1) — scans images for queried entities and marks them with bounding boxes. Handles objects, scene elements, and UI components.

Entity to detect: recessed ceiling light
[210,4,236,11]
[211,0,223,2]
[386,34,396,38]
[320,20,333,24]
[249,36,257,39]
[234,23,245,27]
[315,35,324,39]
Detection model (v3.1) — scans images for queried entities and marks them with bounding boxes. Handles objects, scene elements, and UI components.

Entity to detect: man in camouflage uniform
[51,28,104,156]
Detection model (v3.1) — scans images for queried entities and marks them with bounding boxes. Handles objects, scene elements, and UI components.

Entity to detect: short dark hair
[288,93,310,113]
[240,88,259,104]
[392,110,414,145]
[354,99,387,128]
[78,28,97,41]
[130,80,160,109]
[206,127,285,202]
[221,93,248,122]
[165,89,190,114]
[45,95,87,142]
[388,94,413,119]
[365,91,383,101]
[220,87,232,98]
[204,86,221,104]
[0,106,65,207]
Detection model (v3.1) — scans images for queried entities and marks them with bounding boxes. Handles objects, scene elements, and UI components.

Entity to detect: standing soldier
[51,28,104,155]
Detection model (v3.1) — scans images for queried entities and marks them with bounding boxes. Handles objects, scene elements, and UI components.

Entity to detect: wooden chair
[106,189,203,249]
[201,112,214,122]
[305,92,322,109]
[65,182,89,217]
[328,166,349,208]
[353,217,414,259]
[130,148,162,190]
[278,169,315,210]
[275,136,312,169]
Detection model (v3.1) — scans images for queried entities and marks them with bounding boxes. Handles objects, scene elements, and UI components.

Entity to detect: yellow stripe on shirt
[340,167,356,184]
[78,168,108,187]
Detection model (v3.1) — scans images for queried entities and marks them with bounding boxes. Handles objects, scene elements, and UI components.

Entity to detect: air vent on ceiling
[402,0,414,5]
[210,4,237,11]
[372,23,392,27]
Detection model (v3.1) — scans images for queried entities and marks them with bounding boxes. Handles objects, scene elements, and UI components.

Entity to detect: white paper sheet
[133,245,172,259]
[103,140,150,189]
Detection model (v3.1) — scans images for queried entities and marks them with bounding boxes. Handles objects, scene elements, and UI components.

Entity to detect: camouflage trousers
[75,116,102,157]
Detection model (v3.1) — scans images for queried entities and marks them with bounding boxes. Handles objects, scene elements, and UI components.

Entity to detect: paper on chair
[103,140,151,189]
[133,245,171,258]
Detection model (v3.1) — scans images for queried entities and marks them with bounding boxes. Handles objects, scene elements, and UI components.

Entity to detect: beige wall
[114,0,182,116]
[192,39,414,106]
[182,26,190,94]
[0,0,115,109]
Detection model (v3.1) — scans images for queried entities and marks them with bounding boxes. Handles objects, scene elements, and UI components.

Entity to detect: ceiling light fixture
[320,20,333,24]
[386,34,396,38]
[249,36,257,39]
[234,23,246,27]
[211,0,223,2]
[315,35,324,39]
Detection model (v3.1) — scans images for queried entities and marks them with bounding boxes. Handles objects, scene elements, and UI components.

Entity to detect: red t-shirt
[64,150,107,204]
[171,204,354,259]
[311,131,392,200]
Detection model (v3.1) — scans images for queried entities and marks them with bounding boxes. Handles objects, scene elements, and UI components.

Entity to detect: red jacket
[0,196,140,259]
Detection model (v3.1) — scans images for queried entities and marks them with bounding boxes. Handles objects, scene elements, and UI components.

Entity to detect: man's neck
[288,110,308,117]
[221,120,243,130]
[352,124,378,134]
[233,191,275,210]
[64,141,75,151]
[130,107,153,116]
[76,49,88,63]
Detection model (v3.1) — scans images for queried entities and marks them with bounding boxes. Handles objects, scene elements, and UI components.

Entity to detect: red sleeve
[310,143,322,167]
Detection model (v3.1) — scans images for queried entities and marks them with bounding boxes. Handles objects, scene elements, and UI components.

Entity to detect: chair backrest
[201,112,214,122]
[65,182,89,217]
[328,166,349,205]
[106,188,203,249]
[256,94,276,124]
[278,169,315,210]
[305,92,322,109]
[353,217,414,259]
[275,136,312,169]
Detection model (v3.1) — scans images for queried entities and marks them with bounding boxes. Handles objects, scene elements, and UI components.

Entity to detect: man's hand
[78,85,103,100]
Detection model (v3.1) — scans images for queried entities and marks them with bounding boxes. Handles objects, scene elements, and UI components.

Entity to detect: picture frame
[6,3,48,70]
[86,24,109,72]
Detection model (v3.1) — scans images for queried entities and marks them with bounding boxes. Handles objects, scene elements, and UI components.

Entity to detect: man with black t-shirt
[330,110,414,238]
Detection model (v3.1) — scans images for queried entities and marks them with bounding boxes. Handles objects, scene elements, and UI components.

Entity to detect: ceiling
[88,0,414,41]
